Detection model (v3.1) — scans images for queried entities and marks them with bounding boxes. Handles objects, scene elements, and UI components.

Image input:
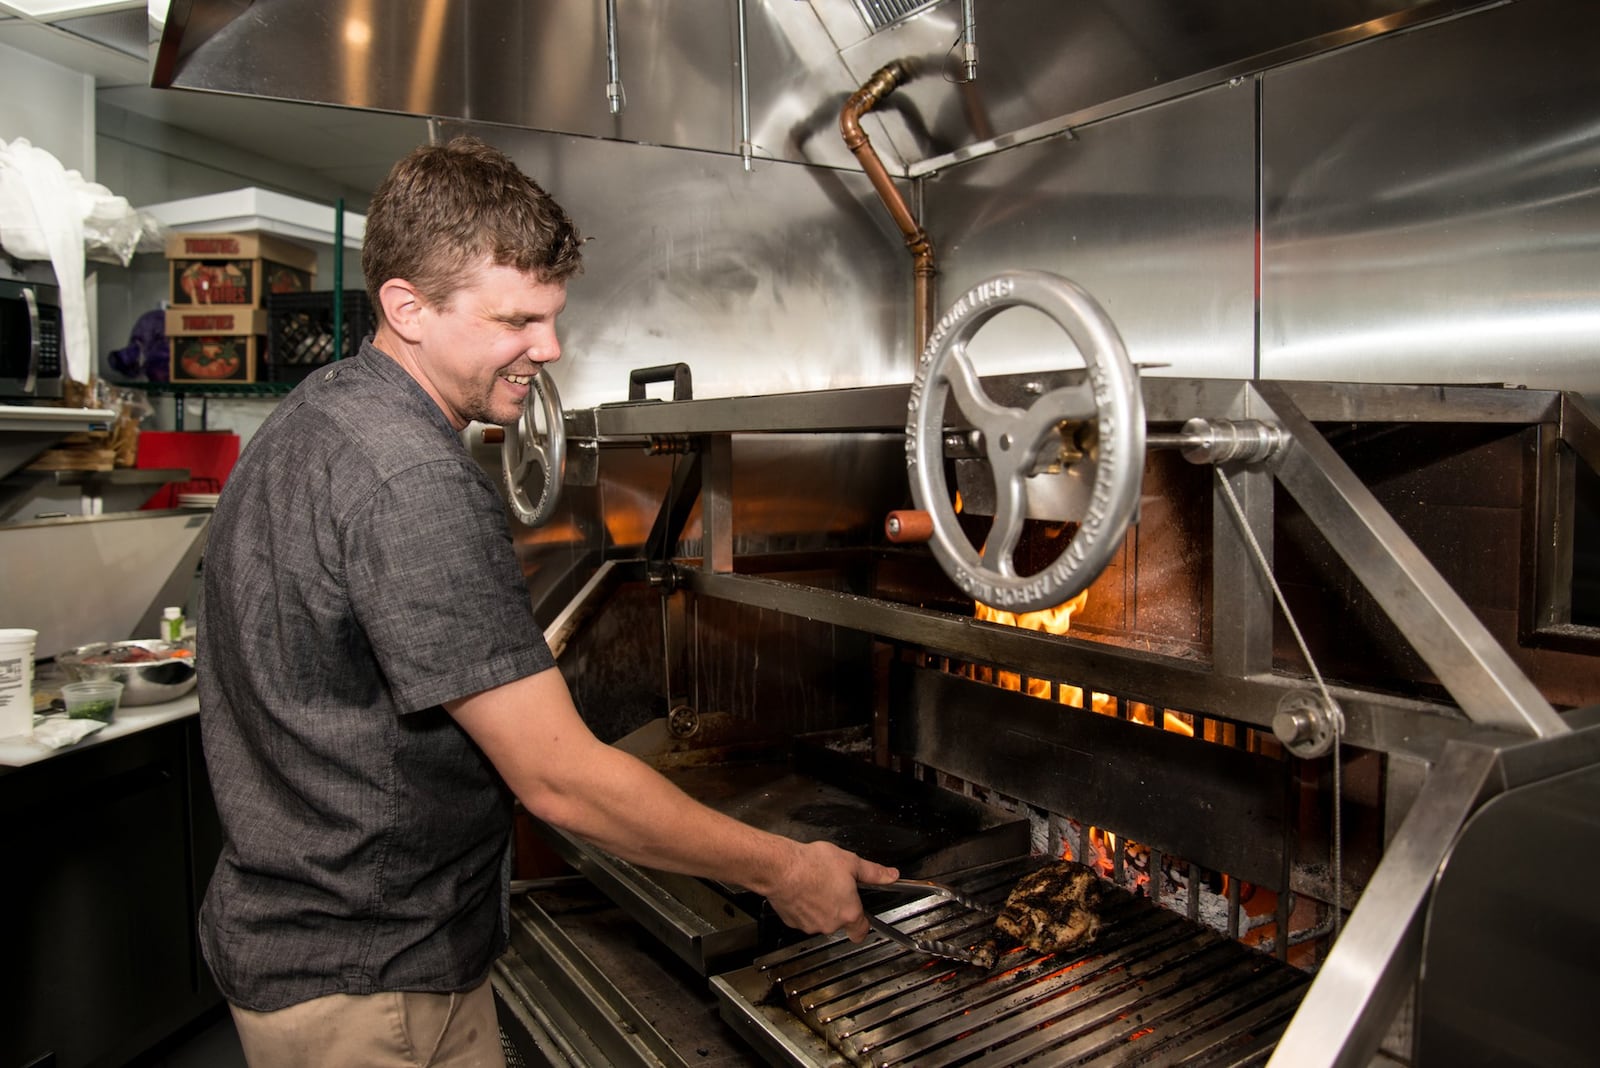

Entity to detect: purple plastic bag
[109,309,170,382]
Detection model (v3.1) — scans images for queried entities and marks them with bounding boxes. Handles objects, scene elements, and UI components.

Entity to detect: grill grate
[752,861,1309,1067]
[849,0,941,33]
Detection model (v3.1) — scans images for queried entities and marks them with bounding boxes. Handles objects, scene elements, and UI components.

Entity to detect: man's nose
[528,330,561,364]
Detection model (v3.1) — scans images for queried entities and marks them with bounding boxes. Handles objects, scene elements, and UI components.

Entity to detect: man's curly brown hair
[362,136,583,325]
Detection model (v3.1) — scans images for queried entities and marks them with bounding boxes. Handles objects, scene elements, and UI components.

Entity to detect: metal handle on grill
[627,362,694,402]
[885,509,934,543]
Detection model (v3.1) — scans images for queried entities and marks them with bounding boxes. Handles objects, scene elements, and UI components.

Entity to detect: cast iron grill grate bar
[824,905,1190,1049]
[762,866,1022,978]
[957,952,1302,1068]
[879,939,1253,1068]
[1090,980,1308,1067]
[797,898,995,994]
[754,860,1311,1067]
[765,868,1022,1007]
[803,911,999,1014]
[821,902,1183,1039]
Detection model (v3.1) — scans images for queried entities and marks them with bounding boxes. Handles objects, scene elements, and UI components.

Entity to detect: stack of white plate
[178,492,221,509]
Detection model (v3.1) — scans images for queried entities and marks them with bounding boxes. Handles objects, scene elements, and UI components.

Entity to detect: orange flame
[974,590,1092,699]
[974,589,1089,634]
[1092,828,1116,877]
[1063,826,1152,894]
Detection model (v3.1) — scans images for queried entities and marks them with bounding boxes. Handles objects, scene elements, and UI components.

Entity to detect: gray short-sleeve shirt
[197,340,554,1011]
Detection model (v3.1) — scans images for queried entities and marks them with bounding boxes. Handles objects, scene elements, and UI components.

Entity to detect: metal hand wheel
[905,270,1145,612]
[502,366,566,527]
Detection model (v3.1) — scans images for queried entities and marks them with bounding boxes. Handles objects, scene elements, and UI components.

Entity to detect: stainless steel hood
[2,508,210,659]
[146,0,1600,405]
[152,0,1487,176]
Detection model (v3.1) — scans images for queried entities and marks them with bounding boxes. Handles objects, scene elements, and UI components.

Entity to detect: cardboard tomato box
[166,231,318,307]
[167,334,263,384]
[166,307,269,338]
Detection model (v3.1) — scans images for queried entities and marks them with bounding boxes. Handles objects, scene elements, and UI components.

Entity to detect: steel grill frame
[730,861,1310,1067]
[494,377,1600,1068]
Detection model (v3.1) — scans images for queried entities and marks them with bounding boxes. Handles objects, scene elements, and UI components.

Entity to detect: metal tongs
[862,878,994,966]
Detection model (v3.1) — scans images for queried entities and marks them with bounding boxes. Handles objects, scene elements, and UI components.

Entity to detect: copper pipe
[840,61,937,361]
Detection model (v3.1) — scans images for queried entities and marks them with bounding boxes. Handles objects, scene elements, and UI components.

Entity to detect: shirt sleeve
[344,457,555,713]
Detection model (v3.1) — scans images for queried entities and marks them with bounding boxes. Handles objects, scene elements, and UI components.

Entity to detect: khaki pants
[229,978,506,1068]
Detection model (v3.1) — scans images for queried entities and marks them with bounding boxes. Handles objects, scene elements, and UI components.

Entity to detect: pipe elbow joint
[840,97,869,145]
[840,60,917,139]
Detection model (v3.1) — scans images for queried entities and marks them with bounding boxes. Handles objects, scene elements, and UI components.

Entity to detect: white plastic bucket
[0,628,39,740]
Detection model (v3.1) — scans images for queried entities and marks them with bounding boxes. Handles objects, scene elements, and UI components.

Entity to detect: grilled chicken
[969,860,1106,967]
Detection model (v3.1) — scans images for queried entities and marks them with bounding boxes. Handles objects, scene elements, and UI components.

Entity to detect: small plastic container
[60,679,123,723]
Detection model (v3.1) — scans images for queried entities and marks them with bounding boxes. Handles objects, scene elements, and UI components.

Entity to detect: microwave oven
[0,276,65,400]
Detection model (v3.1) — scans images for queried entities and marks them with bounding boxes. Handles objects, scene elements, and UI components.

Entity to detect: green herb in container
[61,680,123,723]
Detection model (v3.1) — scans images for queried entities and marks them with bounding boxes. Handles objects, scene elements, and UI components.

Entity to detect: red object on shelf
[136,430,241,509]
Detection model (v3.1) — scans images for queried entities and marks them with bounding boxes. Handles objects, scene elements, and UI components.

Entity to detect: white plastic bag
[0,137,167,383]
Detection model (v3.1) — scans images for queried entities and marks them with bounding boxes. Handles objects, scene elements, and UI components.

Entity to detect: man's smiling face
[413,258,567,430]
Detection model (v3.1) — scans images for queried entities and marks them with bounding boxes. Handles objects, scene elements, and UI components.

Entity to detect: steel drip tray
[497,878,770,1067]
[713,858,1311,1068]
[532,719,1029,976]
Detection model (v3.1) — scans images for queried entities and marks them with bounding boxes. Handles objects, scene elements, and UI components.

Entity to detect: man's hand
[763,839,899,942]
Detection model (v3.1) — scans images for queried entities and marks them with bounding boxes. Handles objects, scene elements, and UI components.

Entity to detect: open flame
[973,590,1090,634]
[1062,827,1152,894]
[972,590,1111,708]
[971,593,1194,737]
[970,590,1197,900]
[956,586,1317,963]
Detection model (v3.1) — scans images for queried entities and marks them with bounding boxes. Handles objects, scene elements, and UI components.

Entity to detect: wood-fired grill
[480,348,1600,1068]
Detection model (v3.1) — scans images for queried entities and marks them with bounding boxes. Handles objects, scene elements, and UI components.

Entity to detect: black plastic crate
[265,289,374,382]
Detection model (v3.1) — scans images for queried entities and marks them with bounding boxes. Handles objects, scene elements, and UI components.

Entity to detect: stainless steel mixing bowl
[57,639,198,706]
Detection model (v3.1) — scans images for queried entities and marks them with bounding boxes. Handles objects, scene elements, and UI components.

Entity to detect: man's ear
[379,278,426,343]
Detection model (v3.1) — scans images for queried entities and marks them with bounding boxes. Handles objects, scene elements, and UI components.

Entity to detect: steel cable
[1214,467,1343,940]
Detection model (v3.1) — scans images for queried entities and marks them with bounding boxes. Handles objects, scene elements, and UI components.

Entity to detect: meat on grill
[970,860,1106,968]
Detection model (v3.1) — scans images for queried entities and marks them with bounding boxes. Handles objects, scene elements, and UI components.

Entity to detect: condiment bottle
[162,606,185,642]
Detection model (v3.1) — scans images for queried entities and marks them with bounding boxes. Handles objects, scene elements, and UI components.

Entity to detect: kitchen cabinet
[0,717,222,1068]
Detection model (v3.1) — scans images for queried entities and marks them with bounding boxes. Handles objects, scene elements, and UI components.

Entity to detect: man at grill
[195,135,899,1068]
